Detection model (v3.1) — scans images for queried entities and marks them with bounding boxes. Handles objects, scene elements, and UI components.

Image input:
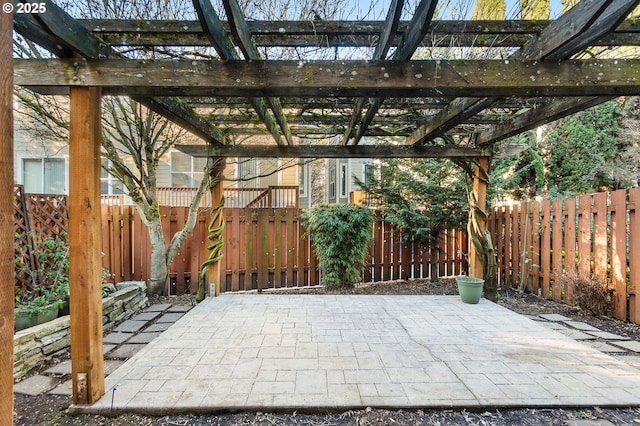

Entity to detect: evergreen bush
[302,204,374,288]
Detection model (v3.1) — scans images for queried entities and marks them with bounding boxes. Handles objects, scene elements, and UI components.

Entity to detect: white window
[340,163,348,197]
[237,157,258,188]
[329,166,336,198]
[171,151,207,187]
[259,158,279,187]
[299,160,309,197]
[101,159,125,195]
[22,158,65,194]
[364,163,374,187]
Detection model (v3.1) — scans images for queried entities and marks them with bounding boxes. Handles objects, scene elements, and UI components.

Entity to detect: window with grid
[171,151,207,187]
[22,158,65,194]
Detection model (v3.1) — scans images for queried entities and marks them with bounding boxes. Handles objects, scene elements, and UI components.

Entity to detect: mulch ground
[13,278,640,425]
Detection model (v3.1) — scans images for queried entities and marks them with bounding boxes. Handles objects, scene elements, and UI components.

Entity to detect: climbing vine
[196,157,226,302]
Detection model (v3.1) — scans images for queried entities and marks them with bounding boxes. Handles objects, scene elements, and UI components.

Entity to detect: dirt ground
[14,278,640,425]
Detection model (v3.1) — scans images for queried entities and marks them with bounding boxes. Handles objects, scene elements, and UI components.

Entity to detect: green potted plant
[455,275,485,304]
[14,291,63,332]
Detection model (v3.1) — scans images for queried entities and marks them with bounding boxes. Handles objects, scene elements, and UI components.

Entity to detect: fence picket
[564,198,576,303]
[629,188,640,323]
[552,199,563,302]
[611,190,627,320]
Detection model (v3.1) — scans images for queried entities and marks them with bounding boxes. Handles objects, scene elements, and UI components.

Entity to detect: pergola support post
[469,156,489,279]
[0,11,14,426]
[69,86,105,405]
[468,156,498,301]
[204,157,227,301]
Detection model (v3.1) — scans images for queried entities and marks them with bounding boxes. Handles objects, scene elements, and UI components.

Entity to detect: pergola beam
[475,96,614,145]
[177,144,491,158]
[15,58,640,98]
[81,18,640,49]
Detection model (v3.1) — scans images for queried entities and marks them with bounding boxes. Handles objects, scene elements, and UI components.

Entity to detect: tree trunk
[430,236,441,283]
[147,217,169,297]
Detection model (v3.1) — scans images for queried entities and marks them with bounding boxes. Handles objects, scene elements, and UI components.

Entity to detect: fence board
[552,199,563,302]
[511,204,519,287]
[593,193,608,282]
[540,200,551,298]
[564,198,576,303]
[629,188,640,323]
[286,209,295,286]
[296,212,306,286]
[372,220,382,282]
[530,201,541,294]
[610,190,627,320]
[229,209,240,291]
[244,210,254,291]
[577,194,591,277]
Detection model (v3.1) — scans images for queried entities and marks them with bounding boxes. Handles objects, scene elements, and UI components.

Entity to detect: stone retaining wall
[13,281,148,379]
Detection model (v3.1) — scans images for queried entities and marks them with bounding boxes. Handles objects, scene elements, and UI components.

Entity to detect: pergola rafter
[15,0,230,146]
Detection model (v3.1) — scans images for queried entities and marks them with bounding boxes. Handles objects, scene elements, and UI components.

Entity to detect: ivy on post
[197,157,226,301]
[468,156,499,302]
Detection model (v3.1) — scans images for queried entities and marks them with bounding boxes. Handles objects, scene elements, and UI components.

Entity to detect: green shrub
[302,204,374,288]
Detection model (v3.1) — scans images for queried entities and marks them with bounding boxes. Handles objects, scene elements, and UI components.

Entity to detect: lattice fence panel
[26,193,68,237]
[14,188,70,293]
[14,185,36,292]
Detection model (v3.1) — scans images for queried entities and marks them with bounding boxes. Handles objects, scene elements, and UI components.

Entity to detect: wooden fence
[15,185,466,296]
[99,206,467,295]
[490,188,640,323]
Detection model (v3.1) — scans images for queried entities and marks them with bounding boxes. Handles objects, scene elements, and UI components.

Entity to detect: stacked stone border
[13,281,147,379]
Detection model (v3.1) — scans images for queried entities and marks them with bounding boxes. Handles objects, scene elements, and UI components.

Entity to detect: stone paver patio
[74,295,640,415]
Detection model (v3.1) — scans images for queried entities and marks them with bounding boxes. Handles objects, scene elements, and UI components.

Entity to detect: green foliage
[490,131,545,202]
[357,158,468,249]
[15,231,113,316]
[15,232,69,309]
[543,101,621,195]
[302,204,374,288]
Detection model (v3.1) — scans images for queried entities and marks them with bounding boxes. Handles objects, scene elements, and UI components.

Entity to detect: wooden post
[469,157,489,279]
[207,160,225,297]
[0,11,14,426]
[69,87,105,405]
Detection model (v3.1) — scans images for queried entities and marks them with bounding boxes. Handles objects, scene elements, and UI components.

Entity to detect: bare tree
[101,97,216,296]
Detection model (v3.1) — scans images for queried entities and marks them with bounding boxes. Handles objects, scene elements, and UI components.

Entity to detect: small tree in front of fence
[356,158,468,282]
[302,204,374,288]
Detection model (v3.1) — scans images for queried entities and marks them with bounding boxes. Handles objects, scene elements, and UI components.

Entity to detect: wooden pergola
[3,0,640,417]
